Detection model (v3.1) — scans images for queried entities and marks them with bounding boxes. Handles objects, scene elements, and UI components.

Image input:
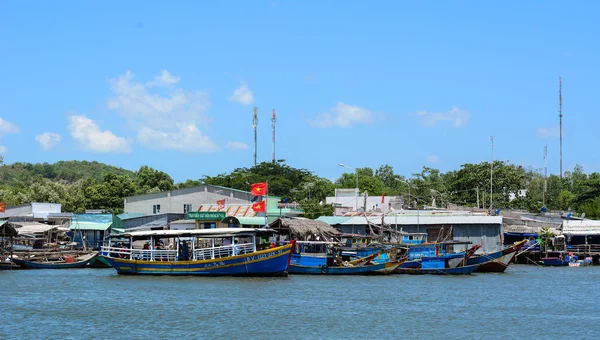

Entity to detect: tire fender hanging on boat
[320,265,329,274]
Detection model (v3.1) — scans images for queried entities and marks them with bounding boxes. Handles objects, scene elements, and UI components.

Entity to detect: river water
[2,265,599,339]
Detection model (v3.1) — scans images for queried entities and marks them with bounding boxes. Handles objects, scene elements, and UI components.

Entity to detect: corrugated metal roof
[197,205,257,217]
[315,216,352,225]
[236,217,267,225]
[563,219,600,235]
[117,213,146,220]
[338,215,502,226]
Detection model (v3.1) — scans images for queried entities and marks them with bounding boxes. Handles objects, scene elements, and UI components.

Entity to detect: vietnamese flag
[250,182,268,196]
[381,193,385,204]
[251,200,266,212]
[0,202,5,213]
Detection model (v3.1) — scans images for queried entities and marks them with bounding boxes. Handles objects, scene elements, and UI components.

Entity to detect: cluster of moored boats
[2,227,530,276]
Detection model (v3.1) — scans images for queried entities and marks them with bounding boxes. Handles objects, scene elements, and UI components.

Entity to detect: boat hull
[12,253,98,269]
[290,262,394,275]
[0,262,19,270]
[467,240,526,273]
[541,257,569,266]
[102,243,294,276]
[395,263,480,275]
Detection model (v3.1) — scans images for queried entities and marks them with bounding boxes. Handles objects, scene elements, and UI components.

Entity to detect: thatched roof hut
[269,217,340,241]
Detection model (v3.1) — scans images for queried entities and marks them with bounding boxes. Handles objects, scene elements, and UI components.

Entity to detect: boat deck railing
[101,243,256,261]
[193,243,254,260]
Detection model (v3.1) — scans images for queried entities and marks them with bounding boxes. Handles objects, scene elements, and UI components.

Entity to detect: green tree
[136,166,174,193]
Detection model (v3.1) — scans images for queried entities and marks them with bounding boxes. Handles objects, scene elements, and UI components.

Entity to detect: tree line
[0,156,599,218]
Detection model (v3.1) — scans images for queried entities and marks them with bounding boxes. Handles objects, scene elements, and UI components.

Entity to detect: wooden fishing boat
[466,240,526,272]
[288,241,403,275]
[395,245,481,275]
[289,260,402,275]
[541,251,576,266]
[0,261,19,270]
[101,228,294,276]
[12,252,98,269]
[395,263,480,275]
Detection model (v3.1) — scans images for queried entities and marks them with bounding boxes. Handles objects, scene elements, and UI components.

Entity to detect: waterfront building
[317,212,503,253]
[123,184,304,229]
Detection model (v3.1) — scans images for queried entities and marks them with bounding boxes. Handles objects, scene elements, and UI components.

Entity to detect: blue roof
[117,213,146,220]
[316,216,352,225]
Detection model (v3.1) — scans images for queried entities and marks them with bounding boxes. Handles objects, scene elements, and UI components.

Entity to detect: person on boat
[180,241,189,261]
[143,242,150,250]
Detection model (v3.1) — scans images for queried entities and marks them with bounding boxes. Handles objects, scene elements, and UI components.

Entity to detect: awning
[504,232,538,237]
[221,216,267,226]
[70,221,112,231]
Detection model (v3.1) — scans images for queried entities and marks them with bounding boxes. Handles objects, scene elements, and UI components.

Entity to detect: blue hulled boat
[289,241,402,275]
[542,251,577,267]
[101,228,294,276]
[395,241,480,275]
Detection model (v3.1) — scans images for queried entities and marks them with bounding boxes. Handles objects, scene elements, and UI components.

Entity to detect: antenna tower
[559,77,563,178]
[490,136,494,214]
[543,144,548,208]
[271,109,277,162]
[252,107,258,166]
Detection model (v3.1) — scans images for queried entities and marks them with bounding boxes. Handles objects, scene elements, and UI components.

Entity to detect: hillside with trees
[0,155,599,218]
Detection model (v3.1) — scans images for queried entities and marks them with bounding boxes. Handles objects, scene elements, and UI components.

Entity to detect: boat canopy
[111,228,277,239]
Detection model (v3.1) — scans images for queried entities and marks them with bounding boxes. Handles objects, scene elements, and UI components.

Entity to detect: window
[183,204,192,214]
[153,204,161,214]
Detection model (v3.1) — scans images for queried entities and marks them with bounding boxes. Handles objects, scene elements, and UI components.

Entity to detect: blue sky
[0,1,598,182]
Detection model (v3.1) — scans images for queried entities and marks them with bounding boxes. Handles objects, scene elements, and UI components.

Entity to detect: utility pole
[543,144,548,208]
[252,107,258,166]
[490,136,494,215]
[271,109,277,163]
[559,77,563,178]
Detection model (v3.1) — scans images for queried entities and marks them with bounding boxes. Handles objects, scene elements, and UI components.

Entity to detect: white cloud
[137,124,218,152]
[426,155,440,163]
[0,117,19,134]
[35,132,61,150]
[146,70,181,87]
[229,81,255,105]
[0,116,20,153]
[226,141,249,150]
[107,70,218,152]
[68,115,131,153]
[536,126,560,138]
[311,102,374,128]
[414,106,471,128]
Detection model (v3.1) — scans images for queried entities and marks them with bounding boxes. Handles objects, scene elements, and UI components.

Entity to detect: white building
[3,202,62,221]
[124,185,255,215]
[326,188,404,215]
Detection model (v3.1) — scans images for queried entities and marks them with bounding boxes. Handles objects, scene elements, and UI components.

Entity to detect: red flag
[381,193,385,204]
[250,182,268,196]
[251,200,266,212]
[216,199,225,209]
[0,202,5,213]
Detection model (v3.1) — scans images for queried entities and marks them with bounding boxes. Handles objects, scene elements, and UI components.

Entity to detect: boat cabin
[102,228,277,262]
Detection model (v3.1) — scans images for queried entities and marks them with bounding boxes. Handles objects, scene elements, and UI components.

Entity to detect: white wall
[125,186,253,214]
